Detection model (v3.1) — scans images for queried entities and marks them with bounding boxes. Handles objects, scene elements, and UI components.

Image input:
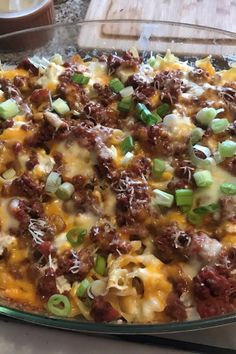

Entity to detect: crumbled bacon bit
[93,83,118,107]
[133,83,155,108]
[90,223,131,255]
[17,58,39,75]
[57,249,93,281]
[165,293,187,321]
[91,296,119,322]
[37,268,57,300]
[193,265,236,318]
[112,171,151,225]
[8,173,43,198]
[188,68,209,83]
[220,157,236,177]
[153,70,186,104]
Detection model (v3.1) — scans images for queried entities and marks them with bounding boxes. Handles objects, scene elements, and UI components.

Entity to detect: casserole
[0,20,236,333]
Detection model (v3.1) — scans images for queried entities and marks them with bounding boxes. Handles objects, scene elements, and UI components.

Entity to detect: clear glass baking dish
[0,20,236,334]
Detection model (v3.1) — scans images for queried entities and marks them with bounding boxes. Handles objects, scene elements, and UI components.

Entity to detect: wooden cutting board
[78,0,236,55]
[85,0,236,32]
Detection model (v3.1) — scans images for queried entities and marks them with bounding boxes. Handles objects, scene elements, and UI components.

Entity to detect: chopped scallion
[187,211,203,225]
[156,103,170,117]
[121,151,134,165]
[219,140,236,158]
[193,170,213,187]
[2,168,16,180]
[56,182,75,200]
[76,279,91,298]
[147,56,157,68]
[109,78,124,93]
[66,227,87,246]
[190,127,204,145]
[136,103,161,126]
[193,203,219,215]
[45,171,61,193]
[211,118,229,134]
[0,99,19,120]
[153,189,174,208]
[120,135,134,154]
[152,158,165,178]
[220,182,236,195]
[175,189,193,206]
[196,107,223,126]
[52,98,70,115]
[118,96,133,113]
[72,73,90,85]
[95,255,106,276]
[47,294,71,317]
[120,86,134,98]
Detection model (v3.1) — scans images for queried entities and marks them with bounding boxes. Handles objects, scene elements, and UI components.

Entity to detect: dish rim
[0,19,236,40]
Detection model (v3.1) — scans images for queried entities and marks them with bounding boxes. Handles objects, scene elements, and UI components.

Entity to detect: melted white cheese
[0,234,15,255]
[76,212,99,231]
[54,140,95,178]
[107,254,171,322]
[163,114,194,138]
[56,275,71,294]
[102,188,117,217]
[36,62,64,89]
[0,198,19,233]
[33,149,55,177]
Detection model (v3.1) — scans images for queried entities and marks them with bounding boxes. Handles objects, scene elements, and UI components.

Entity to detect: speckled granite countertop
[54,0,90,23]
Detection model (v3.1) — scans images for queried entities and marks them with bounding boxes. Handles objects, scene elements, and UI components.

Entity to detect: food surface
[0,50,236,323]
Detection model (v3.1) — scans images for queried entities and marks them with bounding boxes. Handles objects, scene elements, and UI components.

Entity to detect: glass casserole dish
[0,20,236,334]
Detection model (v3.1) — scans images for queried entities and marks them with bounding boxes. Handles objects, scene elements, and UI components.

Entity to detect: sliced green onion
[109,78,124,93]
[47,294,71,317]
[175,189,193,206]
[181,205,191,214]
[118,96,133,113]
[95,255,106,276]
[72,73,90,85]
[219,140,236,158]
[89,279,107,297]
[76,279,91,298]
[120,86,134,98]
[52,98,70,115]
[189,142,214,168]
[2,168,16,180]
[187,211,203,225]
[190,127,204,145]
[156,103,170,118]
[0,99,19,120]
[213,151,224,164]
[152,158,165,178]
[136,103,161,126]
[120,135,134,154]
[66,227,87,246]
[121,151,134,165]
[193,170,213,187]
[136,103,146,113]
[196,107,223,126]
[193,203,219,215]
[45,171,61,193]
[147,56,157,67]
[220,182,236,195]
[56,182,75,200]
[211,118,229,134]
[153,189,174,208]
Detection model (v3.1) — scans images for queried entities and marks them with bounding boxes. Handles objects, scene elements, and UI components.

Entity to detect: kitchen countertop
[54,0,89,23]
